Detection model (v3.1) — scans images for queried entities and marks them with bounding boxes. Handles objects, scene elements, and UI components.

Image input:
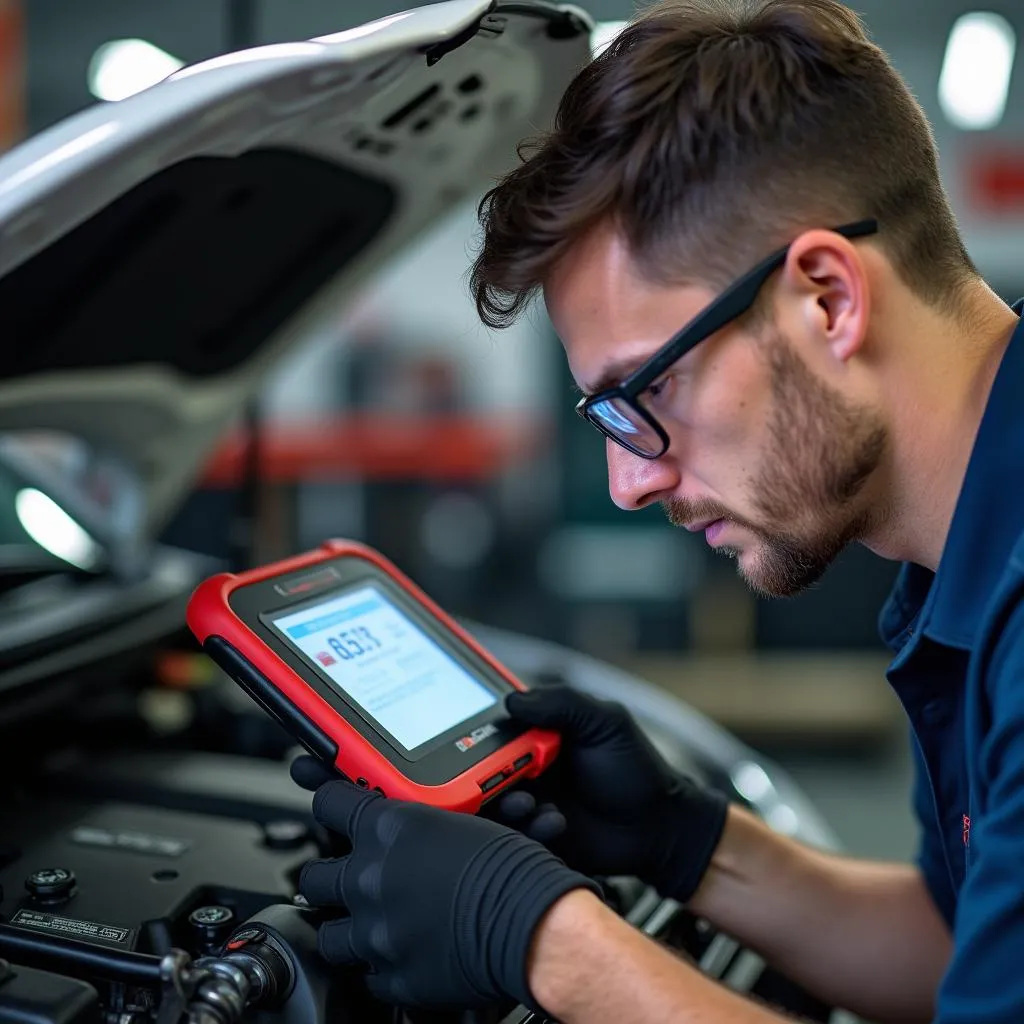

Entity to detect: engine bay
[1,741,416,1024]
[0,633,840,1024]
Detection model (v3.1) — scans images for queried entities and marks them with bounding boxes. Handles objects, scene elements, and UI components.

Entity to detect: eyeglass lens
[586,395,664,458]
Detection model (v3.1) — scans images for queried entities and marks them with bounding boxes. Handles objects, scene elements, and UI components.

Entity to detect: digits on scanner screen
[270,586,497,751]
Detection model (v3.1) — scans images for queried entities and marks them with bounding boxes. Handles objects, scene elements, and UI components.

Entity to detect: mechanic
[289,0,1024,1020]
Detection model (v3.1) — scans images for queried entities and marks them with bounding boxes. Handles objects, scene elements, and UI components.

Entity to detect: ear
[777,228,870,365]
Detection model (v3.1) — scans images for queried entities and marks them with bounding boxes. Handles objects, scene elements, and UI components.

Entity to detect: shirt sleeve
[934,596,1024,1023]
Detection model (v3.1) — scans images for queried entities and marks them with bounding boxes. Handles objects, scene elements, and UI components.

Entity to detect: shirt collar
[880,298,1024,653]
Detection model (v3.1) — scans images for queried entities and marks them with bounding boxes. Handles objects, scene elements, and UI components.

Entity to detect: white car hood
[0,0,591,534]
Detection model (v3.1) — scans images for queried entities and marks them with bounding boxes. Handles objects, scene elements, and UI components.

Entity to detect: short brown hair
[471,0,976,329]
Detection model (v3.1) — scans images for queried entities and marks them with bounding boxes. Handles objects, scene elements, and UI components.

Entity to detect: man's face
[544,224,887,598]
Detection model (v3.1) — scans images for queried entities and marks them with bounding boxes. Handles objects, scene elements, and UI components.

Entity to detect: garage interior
[14,0,1024,864]
[0,1,1021,1020]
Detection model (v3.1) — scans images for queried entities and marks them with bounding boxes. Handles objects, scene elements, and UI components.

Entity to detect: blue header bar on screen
[282,596,384,639]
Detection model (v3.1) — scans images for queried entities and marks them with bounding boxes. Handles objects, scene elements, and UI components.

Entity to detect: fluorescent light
[766,803,800,837]
[15,488,101,571]
[939,12,1016,130]
[731,761,775,803]
[89,39,185,101]
[591,20,629,58]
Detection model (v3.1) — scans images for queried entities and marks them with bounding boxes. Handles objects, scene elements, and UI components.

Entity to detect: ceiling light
[766,803,800,837]
[591,20,629,58]
[15,488,101,571]
[731,761,775,803]
[88,39,184,102]
[939,12,1016,130]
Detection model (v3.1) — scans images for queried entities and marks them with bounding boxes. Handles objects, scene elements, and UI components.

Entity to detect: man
[291,0,1024,1020]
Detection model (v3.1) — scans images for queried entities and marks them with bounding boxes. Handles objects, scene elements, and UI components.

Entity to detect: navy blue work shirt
[879,298,1024,1022]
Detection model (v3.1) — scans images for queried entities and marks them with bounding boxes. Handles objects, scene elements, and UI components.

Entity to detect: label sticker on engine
[11,909,132,946]
[69,826,190,858]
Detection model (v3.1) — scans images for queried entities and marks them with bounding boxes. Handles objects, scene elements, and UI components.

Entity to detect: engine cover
[0,753,400,1024]
[0,796,315,957]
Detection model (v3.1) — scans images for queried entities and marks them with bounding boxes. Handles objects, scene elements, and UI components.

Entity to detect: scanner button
[512,754,533,772]
[480,772,506,793]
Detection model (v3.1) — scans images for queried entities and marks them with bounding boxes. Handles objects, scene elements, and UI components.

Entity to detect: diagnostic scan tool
[186,540,559,812]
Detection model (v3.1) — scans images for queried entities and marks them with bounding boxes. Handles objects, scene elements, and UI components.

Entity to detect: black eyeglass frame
[575,219,880,458]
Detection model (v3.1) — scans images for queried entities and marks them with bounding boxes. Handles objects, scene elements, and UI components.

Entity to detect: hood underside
[0,0,592,535]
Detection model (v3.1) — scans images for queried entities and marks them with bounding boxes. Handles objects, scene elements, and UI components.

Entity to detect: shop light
[591,20,629,57]
[15,488,101,571]
[731,761,774,803]
[88,39,184,102]
[939,12,1016,130]
[766,803,800,837]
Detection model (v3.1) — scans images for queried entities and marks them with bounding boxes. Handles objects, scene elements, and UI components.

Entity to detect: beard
[665,336,887,598]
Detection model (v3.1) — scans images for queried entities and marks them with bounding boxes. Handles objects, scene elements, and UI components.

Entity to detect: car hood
[0,0,591,537]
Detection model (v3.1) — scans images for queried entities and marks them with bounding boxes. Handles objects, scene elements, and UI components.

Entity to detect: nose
[606,438,681,510]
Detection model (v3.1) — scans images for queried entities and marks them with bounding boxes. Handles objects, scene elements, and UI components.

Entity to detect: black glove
[290,754,568,845]
[505,685,728,902]
[298,778,600,1010]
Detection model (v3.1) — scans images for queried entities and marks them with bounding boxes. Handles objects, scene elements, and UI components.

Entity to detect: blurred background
[7,0,1024,863]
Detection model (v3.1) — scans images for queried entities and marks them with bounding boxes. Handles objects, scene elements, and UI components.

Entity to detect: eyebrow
[579,356,648,397]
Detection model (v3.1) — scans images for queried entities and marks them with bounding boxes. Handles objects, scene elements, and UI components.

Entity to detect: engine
[0,750,393,1023]
[0,747,838,1024]
[0,611,844,1024]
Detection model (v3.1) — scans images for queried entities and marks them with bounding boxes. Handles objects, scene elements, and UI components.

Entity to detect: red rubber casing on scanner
[186,539,560,813]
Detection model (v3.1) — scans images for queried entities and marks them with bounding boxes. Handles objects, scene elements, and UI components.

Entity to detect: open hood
[0,0,592,539]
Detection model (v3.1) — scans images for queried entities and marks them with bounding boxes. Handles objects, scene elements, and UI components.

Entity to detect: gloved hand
[505,685,728,902]
[297,779,600,1010]
[290,754,568,845]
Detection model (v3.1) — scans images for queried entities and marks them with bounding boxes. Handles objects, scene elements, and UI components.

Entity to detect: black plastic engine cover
[41,751,316,826]
[0,798,315,957]
[0,960,99,1023]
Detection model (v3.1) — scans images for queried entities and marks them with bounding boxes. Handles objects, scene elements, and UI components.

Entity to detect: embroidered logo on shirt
[963,813,971,847]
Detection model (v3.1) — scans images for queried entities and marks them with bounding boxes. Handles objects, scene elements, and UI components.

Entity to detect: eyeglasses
[574,219,879,459]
